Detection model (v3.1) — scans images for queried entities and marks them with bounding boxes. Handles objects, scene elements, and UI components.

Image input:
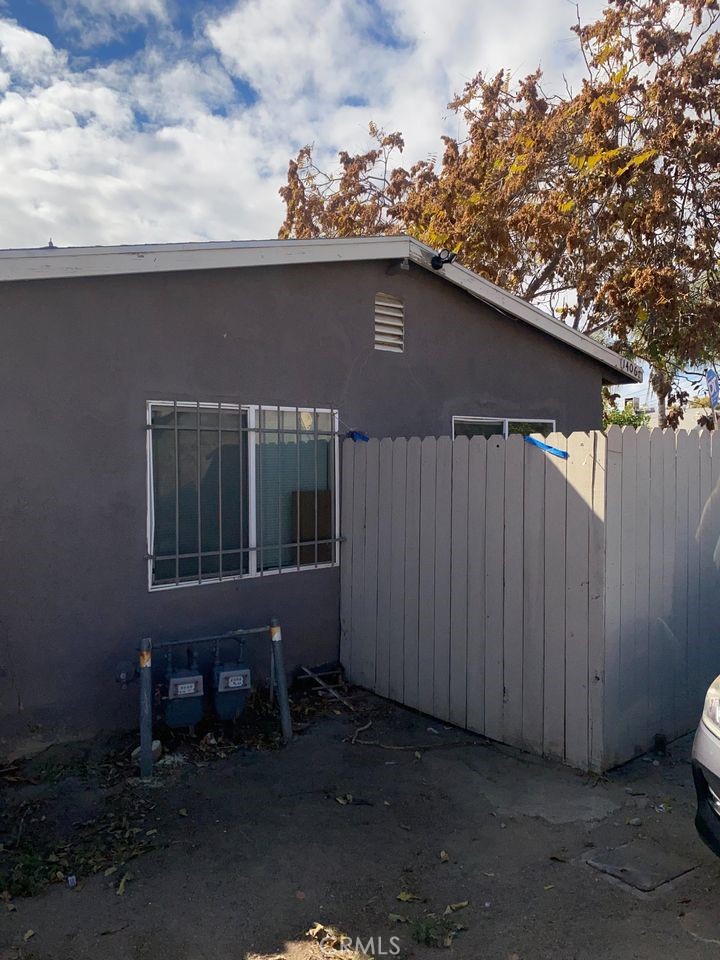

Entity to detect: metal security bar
[146,401,340,589]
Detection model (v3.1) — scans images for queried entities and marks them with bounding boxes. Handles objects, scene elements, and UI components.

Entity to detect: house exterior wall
[0,258,607,754]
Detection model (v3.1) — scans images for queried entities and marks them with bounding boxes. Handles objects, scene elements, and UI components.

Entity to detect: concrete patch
[467,758,619,823]
[679,897,720,945]
[587,839,699,892]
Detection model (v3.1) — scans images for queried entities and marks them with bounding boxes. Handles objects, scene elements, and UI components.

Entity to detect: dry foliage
[280,0,720,412]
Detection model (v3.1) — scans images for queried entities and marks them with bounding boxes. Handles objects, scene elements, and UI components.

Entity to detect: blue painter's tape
[523,434,569,459]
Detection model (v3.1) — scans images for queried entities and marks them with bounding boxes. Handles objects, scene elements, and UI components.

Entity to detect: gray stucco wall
[0,258,606,755]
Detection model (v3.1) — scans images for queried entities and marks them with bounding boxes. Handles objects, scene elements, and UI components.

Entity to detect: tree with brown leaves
[279,0,720,425]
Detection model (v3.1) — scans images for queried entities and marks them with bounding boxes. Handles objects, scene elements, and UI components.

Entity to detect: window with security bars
[147,402,338,588]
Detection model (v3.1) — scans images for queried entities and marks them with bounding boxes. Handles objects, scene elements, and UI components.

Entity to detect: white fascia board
[0,232,641,383]
[407,240,643,384]
[0,236,413,283]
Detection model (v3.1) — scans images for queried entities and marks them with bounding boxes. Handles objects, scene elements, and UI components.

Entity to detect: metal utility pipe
[270,619,293,744]
[135,621,290,780]
[139,637,153,780]
[153,625,269,650]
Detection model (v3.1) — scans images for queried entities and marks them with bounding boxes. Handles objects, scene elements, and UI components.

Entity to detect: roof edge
[0,234,641,384]
[0,236,412,278]
[407,240,642,385]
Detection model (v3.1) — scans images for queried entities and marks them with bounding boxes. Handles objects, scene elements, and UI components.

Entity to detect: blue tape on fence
[523,434,569,459]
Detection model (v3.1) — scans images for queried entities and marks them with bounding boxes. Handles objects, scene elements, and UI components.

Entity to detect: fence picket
[433,437,453,722]
[418,437,437,716]
[340,439,355,674]
[633,427,651,757]
[359,439,380,691]
[543,432,567,760]
[403,437,422,710]
[466,436,488,735]
[618,428,638,760]
[450,436,470,727]
[588,431,607,771]
[696,430,713,710]
[374,438,394,697]
[706,433,720,690]
[389,438,408,702]
[674,430,690,736]
[522,436,545,755]
[485,436,506,743]
[660,429,678,739]
[647,429,665,745]
[349,440,368,686]
[603,426,623,766]
[565,432,591,769]
[503,433,525,747]
[686,431,701,730]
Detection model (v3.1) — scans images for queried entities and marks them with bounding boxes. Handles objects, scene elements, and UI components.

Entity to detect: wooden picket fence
[339,428,720,771]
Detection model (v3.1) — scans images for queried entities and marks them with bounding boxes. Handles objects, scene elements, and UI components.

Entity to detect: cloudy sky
[0,0,606,249]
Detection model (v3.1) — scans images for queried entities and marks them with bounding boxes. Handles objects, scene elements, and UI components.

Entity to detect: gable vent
[374,292,404,353]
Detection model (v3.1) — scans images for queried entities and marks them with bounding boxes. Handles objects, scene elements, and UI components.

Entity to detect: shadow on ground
[1,692,719,960]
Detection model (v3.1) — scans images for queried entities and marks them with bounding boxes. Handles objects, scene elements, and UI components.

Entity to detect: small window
[452,417,555,440]
[147,402,338,588]
[374,292,404,352]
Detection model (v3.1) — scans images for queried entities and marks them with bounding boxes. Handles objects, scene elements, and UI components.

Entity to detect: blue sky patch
[362,0,411,50]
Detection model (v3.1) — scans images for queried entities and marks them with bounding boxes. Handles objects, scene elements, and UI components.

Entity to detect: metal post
[270,619,293,744]
[139,637,153,780]
[269,644,276,705]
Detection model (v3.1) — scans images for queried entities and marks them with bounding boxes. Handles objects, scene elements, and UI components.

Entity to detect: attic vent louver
[374,292,404,353]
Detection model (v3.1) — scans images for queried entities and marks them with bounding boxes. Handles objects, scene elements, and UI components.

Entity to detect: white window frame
[451,416,556,440]
[146,401,340,592]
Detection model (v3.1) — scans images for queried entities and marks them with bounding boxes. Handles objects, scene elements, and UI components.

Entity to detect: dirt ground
[2,690,720,960]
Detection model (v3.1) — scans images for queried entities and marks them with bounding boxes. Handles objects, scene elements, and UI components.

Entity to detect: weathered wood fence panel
[340,427,720,771]
[602,426,720,766]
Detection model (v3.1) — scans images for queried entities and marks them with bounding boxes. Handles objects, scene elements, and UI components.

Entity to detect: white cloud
[49,0,169,47]
[0,19,67,81]
[206,0,407,103]
[0,1,607,249]
[203,0,607,193]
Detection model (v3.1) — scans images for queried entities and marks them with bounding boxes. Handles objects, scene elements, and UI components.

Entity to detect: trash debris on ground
[156,752,187,769]
[299,665,356,711]
[348,717,483,752]
[0,683,351,901]
[444,900,469,914]
[305,922,365,959]
[131,740,162,764]
[116,872,132,896]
